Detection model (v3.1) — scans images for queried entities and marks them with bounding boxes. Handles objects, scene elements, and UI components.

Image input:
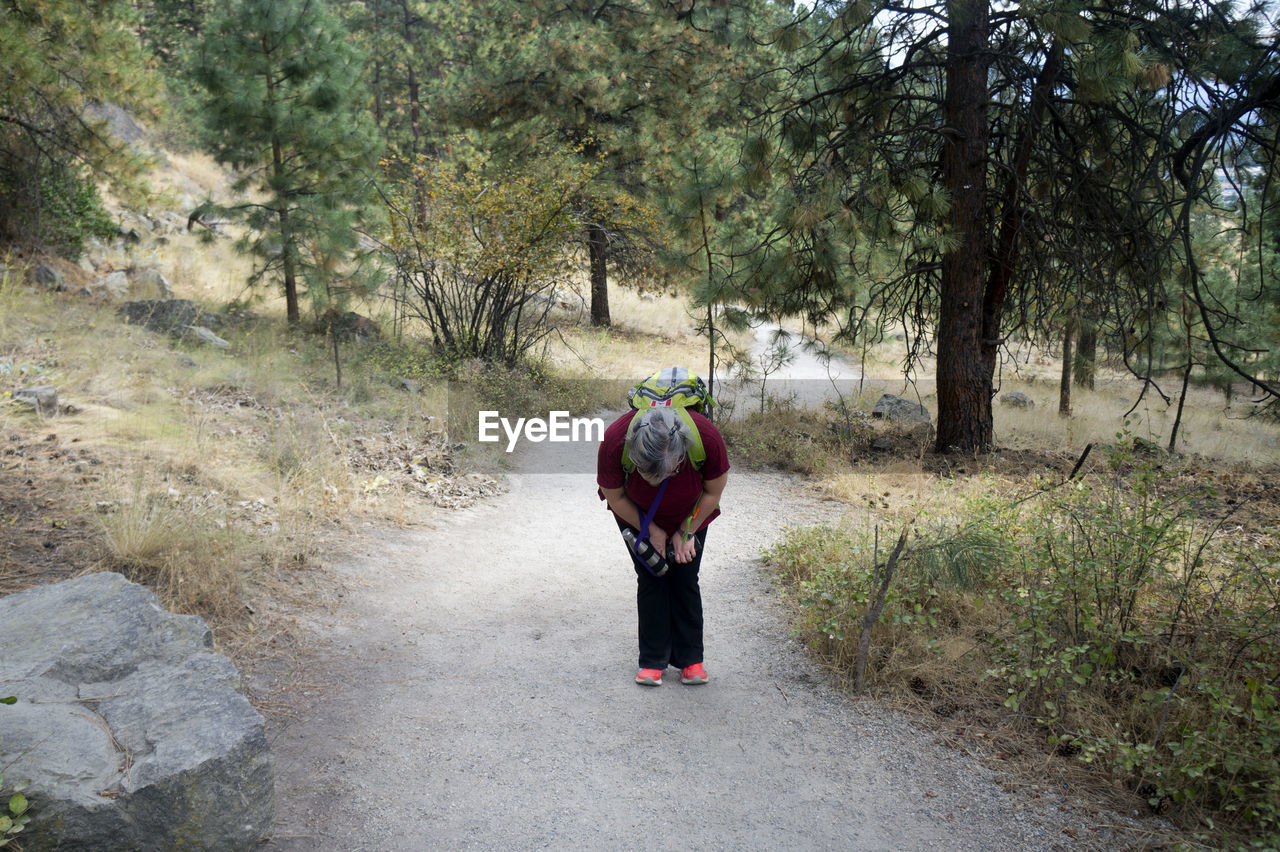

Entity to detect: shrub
[767,446,1280,843]
[381,143,656,365]
[721,400,866,474]
[0,151,116,257]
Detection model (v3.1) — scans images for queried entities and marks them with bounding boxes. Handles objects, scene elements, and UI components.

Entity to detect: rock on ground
[1000,389,1035,409]
[0,572,273,851]
[117,299,221,335]
[129,267,174,300]
[12,385,58,417]
[872,393,933,425]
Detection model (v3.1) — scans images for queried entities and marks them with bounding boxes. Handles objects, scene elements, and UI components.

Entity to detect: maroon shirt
[596,409,729,534]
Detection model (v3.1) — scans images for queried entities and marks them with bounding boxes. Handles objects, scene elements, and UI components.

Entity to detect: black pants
[621,526,708,670]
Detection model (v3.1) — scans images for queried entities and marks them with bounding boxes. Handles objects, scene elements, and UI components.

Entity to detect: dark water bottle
[621,527,669,577]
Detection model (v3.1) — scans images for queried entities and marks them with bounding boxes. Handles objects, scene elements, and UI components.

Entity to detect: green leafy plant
[0,155,116,257]
[0,773,30,847]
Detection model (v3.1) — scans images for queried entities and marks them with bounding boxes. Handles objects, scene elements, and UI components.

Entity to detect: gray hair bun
[627,408,692,482]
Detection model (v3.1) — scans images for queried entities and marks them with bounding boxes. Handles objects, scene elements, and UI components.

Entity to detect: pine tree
[438,0,787,327]
[193,0,382,325]
[0,0,156,253]
[135,0,212,69]
[747,0,1280,452]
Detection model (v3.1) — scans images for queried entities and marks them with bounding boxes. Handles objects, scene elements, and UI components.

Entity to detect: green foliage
[134,0,213,70]
[342,1,477,160]
[0,774,31,847]
[193,0,383,324]
[0,0,155,253]
[382,144,635,363]
[0,153,117,256]
[767,511,1008,644]
[354,340,451,385]
[768,445,1280,841]
[420,0,791,325]
[733,0,1280,448]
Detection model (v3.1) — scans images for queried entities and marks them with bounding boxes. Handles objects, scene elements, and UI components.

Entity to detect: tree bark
[1060,317,1075,418]
[1073,320,1097,390]
[262,49,300,325]
[588,222,610,326]
[277,204,300,325]
[935,0,992,453]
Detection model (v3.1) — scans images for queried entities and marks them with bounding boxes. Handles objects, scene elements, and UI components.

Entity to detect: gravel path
[258,435,1160,851]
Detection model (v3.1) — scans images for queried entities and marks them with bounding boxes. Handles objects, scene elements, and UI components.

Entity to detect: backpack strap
[634,477,669,553]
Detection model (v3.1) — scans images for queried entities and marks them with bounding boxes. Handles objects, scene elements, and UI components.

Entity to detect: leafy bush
[354,339,450,385]
[0,152,116,257]
[767,446,1280,843]
[381,143,656,365]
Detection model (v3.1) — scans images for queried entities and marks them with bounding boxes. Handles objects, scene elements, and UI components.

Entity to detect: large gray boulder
[88,270,131,300]
[181,325,231,350]
[871,393,932,426]
[999,389,1035,410]
[0,573,273,850]
[129,267,174,300]
[117,299,222,334]
[12,385,59,417]
[29,264,67,292]
[84,102,147,145]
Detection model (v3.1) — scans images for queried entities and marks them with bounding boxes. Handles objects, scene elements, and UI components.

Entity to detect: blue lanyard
[633,477,669,556]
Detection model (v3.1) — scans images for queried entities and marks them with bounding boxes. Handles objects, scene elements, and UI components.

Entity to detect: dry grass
[992,373,1280,463]
[90,472,246,619]
[1,225,458,656]
[156,149,237,202]
[542,283,751,380]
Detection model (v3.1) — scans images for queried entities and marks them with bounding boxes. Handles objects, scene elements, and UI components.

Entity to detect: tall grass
[92,474,245,619]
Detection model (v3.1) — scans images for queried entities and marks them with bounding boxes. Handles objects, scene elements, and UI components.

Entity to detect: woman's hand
[671,531,698,563]
[649,525,669,559]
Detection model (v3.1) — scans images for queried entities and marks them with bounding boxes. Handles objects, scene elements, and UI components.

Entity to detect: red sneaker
[635,668,663,686]
[680,663,709,685]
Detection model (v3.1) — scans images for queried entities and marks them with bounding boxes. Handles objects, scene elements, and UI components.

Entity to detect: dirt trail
[258,432,1152,851]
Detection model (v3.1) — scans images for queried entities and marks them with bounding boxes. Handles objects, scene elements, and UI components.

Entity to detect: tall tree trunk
[935,0,992,453]
[1169,357,1193,454]
[1073,319,1097,389]
[401,1,422,157]
[588,223,610,326]
[262,51,300,326]
[278,205,300,325]
[1060,317,1075,417]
